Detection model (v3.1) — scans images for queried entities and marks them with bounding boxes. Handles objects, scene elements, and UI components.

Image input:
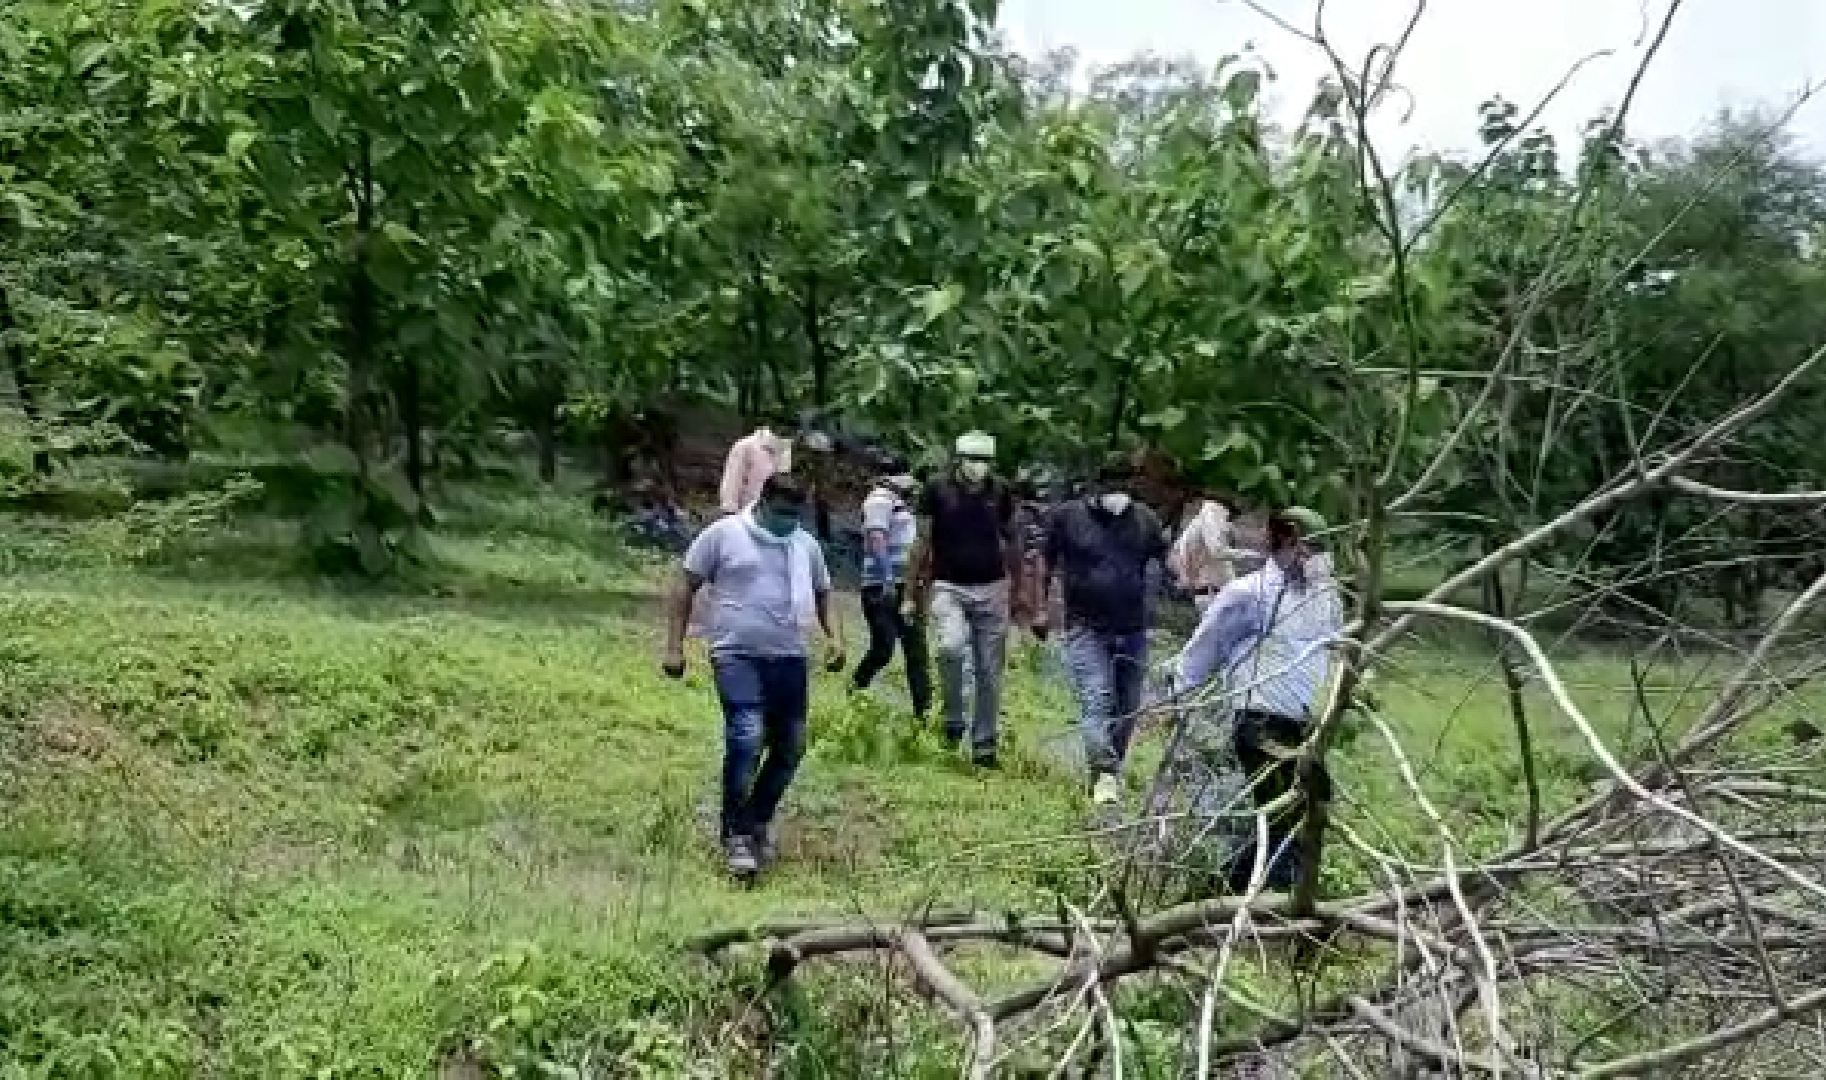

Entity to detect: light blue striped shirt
[1175,558,1343,719]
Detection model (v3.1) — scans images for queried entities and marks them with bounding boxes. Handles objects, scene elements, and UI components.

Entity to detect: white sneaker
[1092,773,1123,807]
[725,835,759,877]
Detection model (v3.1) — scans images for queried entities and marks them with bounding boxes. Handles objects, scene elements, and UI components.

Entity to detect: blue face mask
[760,506,802,538]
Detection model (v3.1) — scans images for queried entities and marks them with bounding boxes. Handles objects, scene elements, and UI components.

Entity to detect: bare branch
[902,931,998,1080]
[1576,982,1826,1078]
[1669,475,1826,505]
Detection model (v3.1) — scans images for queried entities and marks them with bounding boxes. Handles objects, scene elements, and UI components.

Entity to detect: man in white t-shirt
[662,477,844,878]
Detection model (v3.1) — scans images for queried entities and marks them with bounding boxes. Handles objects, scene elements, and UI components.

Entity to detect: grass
[1,482,1817,1077]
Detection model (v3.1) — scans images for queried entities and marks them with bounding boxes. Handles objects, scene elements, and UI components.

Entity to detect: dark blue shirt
[1044,499,1169,633]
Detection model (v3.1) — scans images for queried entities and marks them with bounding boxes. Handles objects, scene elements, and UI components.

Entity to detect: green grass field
[1,486,1808,1077]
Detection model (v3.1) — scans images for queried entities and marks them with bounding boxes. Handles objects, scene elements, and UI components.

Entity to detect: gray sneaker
[725,835,759,878]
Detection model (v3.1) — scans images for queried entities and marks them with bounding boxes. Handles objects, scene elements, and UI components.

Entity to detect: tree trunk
[601,407,632,486]
[536,397,558,485]
[343,136,379,477]
[1107,358,1136,450]
[401,350,425,507]
[0,283,51,473]
[804,270,829,414]
[1483,540,1542,848]
[747,251,789,420]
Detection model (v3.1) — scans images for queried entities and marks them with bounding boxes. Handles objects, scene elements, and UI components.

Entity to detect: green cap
[1282,506,1329,539]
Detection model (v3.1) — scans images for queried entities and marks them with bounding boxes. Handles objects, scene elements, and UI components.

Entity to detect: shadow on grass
[5,511,667,629]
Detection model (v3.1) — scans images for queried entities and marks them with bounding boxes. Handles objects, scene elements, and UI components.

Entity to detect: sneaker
[755,831,779,866]
[725,835,759,877]
[972,749,999,770]
[1092,773,1123,807]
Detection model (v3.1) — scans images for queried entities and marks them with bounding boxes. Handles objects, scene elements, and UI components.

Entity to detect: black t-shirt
[920,478,1016,586]
[1044,499,1169,633]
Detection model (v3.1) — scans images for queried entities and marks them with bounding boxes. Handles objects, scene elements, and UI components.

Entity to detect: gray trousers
[931,580,1009,753]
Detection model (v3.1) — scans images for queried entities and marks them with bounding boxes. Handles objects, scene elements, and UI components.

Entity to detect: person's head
[755,476,810,538]
[1265,506,1327,578]
[1089,455,1140,516]
[953,432,997,487]
[882,473,919,500]
[800,428,834,455]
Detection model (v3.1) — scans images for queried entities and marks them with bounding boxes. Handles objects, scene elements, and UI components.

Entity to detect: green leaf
[1068,160,1092,188]
[3,190,41,230]
[1223,69,1263,111]
[226,129,258,166]
[309,95,344,140]
[71,40,111,76]
[1140,406,1186,430]
[1120,258,1151,300]
[919,283,964,325]
[381,222,423,248]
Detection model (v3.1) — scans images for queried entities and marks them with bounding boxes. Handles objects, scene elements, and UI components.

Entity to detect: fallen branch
[902,930,997,1080]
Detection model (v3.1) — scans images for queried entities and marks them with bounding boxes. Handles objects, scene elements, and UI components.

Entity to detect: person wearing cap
[852,469,931,718]
[661,475,846,879]
[796,426,837,545]
[1170,506,1343,892]
[909,432,1022,768]
[1033,457,1170,806]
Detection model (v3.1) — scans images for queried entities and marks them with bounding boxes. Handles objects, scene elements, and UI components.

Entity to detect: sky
[997,0,1826,162]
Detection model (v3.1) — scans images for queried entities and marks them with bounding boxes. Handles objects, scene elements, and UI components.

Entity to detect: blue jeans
[712,653,809,842]
[1063,626,1149,777]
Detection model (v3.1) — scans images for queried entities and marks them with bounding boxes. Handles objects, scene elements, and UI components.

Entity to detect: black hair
[1265,511,1302,552]
[760,475,808,506]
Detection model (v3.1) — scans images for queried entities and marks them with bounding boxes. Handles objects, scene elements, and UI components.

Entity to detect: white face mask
[1099,493,1132,515]
[958,460,991,483]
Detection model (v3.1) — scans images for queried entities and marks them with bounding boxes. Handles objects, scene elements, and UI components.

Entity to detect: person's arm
[907,526,933,613]
[1175,584,1260,689]
[662,570,705,676]
[1166,527,1193,584]
[861,494,891,562]
[1032,509,1064,636]
[1001,490,1024,608]
[908,484,936,615]
[810,544,845,669]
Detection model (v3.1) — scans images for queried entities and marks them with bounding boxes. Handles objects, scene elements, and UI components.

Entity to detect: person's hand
[823,639,847,674]
[661,646,686,680]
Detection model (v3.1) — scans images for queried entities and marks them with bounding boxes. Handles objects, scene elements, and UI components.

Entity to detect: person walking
[662,476,845,878]
[718,424,793,516]
[1172,507,1343,891]
[1169,495,1246,613]
[851,470,930,718]
[1032,459,1169,807]
[910,432,1021,768]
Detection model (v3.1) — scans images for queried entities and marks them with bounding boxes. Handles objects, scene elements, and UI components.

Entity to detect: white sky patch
[998,0,1826,160]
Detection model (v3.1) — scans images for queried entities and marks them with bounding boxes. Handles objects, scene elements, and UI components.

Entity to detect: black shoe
[942,728,965,748]
[972,750,999,770]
